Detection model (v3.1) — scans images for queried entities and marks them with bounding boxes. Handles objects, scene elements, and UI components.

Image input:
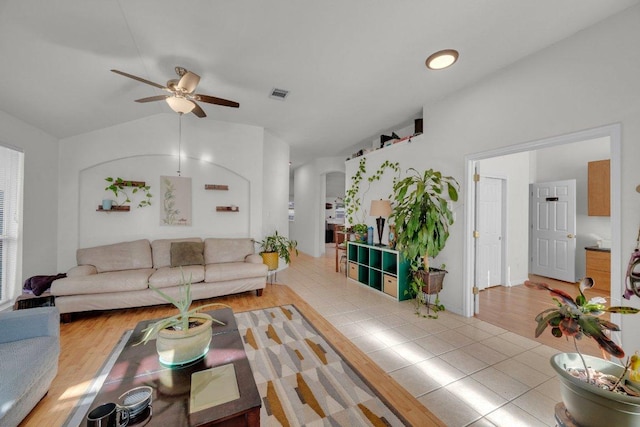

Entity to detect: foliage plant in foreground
[526,277,640,391]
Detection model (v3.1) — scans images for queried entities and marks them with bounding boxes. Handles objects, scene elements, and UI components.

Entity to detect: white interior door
[476,177,504,290]
[530,180,576,282]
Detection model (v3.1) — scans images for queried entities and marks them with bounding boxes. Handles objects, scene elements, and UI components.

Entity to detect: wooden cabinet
[347,242,410,301]
[585,248,610,292]
[588,159,610,216]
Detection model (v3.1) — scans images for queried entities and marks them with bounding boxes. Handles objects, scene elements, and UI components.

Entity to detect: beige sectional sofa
[51,237,267,318]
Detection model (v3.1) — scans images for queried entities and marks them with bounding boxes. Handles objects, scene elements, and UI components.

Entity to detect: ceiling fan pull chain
[177,113,182,177]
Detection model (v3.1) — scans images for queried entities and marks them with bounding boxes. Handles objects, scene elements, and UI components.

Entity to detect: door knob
[567,234,575,239]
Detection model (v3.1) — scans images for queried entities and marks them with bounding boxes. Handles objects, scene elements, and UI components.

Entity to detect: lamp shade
[370,199,392,217]
[166,96,196,114]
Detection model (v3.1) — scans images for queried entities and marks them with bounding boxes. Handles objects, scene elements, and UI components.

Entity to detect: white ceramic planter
[551,353,640,427]
[156,318,212,366]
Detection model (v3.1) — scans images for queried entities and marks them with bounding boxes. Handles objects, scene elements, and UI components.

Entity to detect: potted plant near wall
[104,177,153,209]
[390,167,459,304]
[351,223,369,242]
[258,231,298,271]
[136,272,229,366]
[525,278,640,427]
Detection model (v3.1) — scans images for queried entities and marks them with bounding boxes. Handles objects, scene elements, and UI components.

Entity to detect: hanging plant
[344,158,399,227]
[105,177,153,208]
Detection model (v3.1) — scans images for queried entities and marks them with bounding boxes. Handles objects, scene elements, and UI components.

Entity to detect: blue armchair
[0,307,60,426]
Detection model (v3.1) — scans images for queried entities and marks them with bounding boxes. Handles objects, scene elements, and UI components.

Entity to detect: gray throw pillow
[170,241,205,267]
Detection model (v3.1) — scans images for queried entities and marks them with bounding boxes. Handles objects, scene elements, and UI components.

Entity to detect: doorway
[475,176,506,291]
[463,124,621,322]
[529,179,577,283]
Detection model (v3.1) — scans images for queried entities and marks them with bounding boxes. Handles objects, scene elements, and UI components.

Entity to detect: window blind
[0,145,23,303]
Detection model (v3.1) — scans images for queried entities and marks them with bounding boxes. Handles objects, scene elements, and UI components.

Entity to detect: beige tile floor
[275,248,562,427]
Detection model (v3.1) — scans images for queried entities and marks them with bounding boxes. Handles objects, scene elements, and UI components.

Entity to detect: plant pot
[156,318,212,366]
[260,252,279,271]
[415,268,447,294]
[102,199,113,210]
[353,233,367,243]
[551,353,640,427]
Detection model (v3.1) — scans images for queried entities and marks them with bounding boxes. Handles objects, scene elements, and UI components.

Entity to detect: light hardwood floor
[476,274,610,358]
[20,251,616,427]
[21,282,444,427]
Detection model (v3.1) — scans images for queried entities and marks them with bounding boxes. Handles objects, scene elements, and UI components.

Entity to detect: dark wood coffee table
[80,308,261,426]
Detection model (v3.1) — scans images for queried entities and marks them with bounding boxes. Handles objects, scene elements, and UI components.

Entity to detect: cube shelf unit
[347,241,410,301]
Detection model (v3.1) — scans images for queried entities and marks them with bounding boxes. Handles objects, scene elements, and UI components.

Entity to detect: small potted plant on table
[137,272,229,366]
[351,223,369,243]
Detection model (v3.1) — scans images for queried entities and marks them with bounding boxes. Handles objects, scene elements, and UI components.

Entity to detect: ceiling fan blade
[177,71,200,93]
[135,95,169,103]
[111,69,167,90]
[194,94,240,108]
[191,102,207,118]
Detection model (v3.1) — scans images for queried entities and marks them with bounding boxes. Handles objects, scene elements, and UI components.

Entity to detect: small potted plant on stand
[136,271,229,366]
[526,278,640,426]
[390,168,459,315]
[351,223,369,243]
[258,231,298,271]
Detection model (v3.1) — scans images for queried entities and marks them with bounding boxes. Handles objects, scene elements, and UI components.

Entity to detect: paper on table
[189,363,240,414]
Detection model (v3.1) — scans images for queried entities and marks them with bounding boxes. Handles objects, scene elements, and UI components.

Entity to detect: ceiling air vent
[269,88,289,100]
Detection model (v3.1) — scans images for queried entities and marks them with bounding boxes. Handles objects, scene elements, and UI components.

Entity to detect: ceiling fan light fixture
[425,49,459,70]
[166,96,195,114]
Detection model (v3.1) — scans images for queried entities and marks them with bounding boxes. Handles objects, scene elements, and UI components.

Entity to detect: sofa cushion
[67,265,98,277]
[245,254,264,264]
[205,262,267,283]
[51,269,155,296]
[170,241,204,267]
[77,239,152,273]
[151,237,202,268]
[204,238,255,264]
[149,266,205,289]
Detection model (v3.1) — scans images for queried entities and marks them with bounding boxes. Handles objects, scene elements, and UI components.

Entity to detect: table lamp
[370,199,392,246]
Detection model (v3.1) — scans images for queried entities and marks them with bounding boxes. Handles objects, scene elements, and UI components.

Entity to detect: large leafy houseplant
[391,168,459,270]
[391,168,458,315]
[526,278,640,426]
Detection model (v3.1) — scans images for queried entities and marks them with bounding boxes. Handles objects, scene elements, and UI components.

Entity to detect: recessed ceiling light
[425,49,459,70]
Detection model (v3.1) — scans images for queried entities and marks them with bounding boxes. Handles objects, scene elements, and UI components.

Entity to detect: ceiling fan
[111,66,239,117]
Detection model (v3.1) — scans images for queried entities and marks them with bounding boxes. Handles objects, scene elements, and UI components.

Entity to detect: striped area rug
[236,305,405,426]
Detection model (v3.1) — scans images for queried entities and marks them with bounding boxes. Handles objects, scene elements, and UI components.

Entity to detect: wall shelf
[205,184,229,191]
[96,205,130,212]
[216,206,239,212]
[107,179,146,188]
[347,241,410,300]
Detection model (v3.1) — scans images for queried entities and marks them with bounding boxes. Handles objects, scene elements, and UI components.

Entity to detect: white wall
[262,131,291,238]
[58,113,267,270]
[336,5,640,353]
[0,110,58,303]
[414,6,640,351]
[344,135,440,246]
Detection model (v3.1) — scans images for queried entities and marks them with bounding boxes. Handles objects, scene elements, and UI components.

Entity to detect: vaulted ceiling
[1,1,637,166]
